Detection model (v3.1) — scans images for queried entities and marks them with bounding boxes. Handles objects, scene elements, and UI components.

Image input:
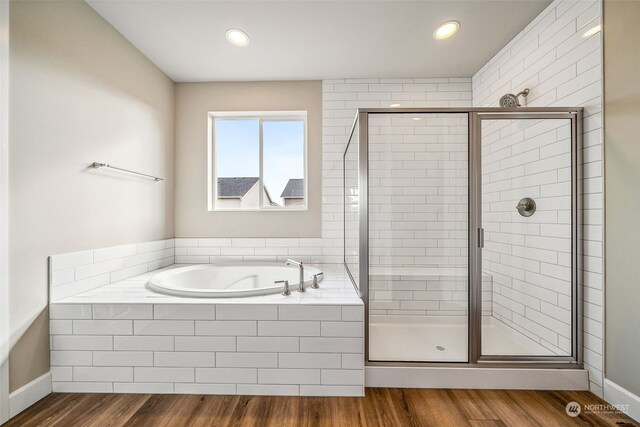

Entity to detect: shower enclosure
[344,108,582,366]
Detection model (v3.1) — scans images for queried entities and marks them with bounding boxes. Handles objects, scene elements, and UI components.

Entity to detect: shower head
[499,88,530,108]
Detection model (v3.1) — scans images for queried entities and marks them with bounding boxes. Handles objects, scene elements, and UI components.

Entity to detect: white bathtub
[147,263,324,298]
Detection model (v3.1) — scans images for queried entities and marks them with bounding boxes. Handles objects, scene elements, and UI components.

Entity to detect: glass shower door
[366,112,469,363]
[478,115,576,359]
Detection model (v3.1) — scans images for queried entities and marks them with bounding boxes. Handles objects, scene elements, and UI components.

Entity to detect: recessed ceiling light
[390,103,401,107]
[226,28,250,47]
[413,117,422,121]
[433,21,460,40]
[583,24,601,38]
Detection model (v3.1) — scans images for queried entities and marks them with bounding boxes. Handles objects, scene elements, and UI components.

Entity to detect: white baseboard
[604,378,640,422]
[366,366,589,390]
[9,372,51,418]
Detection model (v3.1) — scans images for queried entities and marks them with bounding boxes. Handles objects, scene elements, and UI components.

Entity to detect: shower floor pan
[369,315,556,362]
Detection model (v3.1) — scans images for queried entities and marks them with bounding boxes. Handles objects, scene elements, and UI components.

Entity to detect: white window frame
[207,111,308,212]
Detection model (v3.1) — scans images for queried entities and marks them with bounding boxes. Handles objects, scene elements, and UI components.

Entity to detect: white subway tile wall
[49,303,364,396]
[49,239,175,301]
[472,0,603,394]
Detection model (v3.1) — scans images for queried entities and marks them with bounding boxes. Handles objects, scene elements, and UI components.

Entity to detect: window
[209,111,307,211]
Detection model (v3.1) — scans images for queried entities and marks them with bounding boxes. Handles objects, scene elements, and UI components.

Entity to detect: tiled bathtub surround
[49,239,175,301]
[473,0,603,394]
[49,265,364,396]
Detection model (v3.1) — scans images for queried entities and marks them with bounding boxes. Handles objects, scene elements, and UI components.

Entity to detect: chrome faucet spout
[286,259,305,292]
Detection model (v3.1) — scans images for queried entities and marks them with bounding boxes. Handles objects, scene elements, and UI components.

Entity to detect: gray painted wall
[604,0,640,398]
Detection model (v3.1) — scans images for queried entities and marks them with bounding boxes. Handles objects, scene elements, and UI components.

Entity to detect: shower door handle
[478,228,484,248]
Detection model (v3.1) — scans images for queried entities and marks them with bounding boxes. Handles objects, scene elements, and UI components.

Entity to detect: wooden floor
[5,389,637,427]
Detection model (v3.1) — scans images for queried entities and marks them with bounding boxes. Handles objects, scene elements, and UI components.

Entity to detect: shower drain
[435,345,446,351]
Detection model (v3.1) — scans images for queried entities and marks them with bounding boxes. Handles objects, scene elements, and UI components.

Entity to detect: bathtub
[147,263,324,297]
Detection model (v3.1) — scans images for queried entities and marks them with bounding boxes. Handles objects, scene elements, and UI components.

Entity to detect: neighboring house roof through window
[280,179,304,199]
[217,177,259,198]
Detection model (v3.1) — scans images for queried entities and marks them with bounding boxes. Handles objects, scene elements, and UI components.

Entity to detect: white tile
[73,320,132,335]
[216,352,278,368]
[50,304,92,319]
[342,354,364,369]
[53,336,112,351]
[93,351,153,366]
[300,385,363,396]
[175,383,236,394]
[93,304,153,319]
[216,305,278,320]
[300,338,363,353]
[134,320,194,336]
[51,268,75,286]
[175,238,198,247]
[279,305,341,321]
[75,258,124,280]
[174,336,236,352]
[236,384,299,396]
[94,244,137,262]
[237,337,299,353]
[50,251,93,272]
[197,238,232,247]
[51,366,73,382]
[50,320,73,335]
[258,369,320,385]
[110,265,148,283]
[196,368,257,384]
[50,350,92,366]
[279,353,341,369]
[153,305,215,320]
[124,252,157,268]
[257,321,320,337]
[195,321,256,336]
[51,274,110,301]
[342,306,363,321]
[53,382,113,393]
[74,367,133,382]
[154,352,215,367]
[134,367,195,383]
[113,383,174,393]
[321,322,363,337]
[114,336,173,351]
[321,369,363,385]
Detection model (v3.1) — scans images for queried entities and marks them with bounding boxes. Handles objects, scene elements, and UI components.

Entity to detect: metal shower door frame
[344,107,583,369]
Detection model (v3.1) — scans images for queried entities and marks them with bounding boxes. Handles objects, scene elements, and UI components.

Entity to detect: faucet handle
[275,280,290,296]
[312,272,323,289]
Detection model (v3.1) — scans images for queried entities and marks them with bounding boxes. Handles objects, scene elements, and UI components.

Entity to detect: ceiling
[86,0,552,83]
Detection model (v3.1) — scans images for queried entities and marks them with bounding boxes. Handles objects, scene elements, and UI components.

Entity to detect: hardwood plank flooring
[4,389,637,427]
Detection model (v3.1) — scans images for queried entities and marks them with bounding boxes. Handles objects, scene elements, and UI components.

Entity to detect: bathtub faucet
[285,259,306,293]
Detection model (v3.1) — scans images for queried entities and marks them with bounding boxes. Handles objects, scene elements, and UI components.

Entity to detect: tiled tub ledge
[49,263,365,396]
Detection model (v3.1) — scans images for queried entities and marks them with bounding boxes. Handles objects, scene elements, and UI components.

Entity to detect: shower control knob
[516,197,536,217]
